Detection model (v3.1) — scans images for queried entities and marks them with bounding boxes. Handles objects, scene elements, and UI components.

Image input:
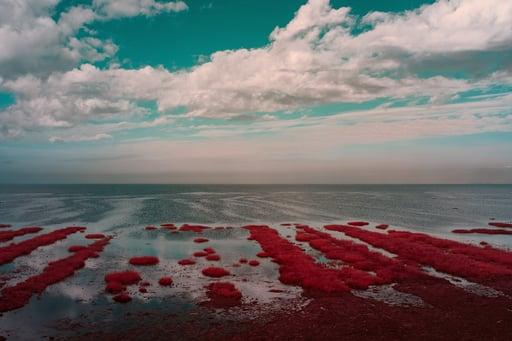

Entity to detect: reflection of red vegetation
[113,293,131,303]
[489,222,512,228]
[375,224,389,230]
[144,226,157,230]
[0,226,85,265]
[178,259,196,266]
[105,270,141,285]
[205,282,242,308]
[105,282,126,294]
[248,260,260,266]
[158,277,173,286]
[180,224,209,233]
[0,226,42,242]
[0,236,110,312]
[85,233,105,239]
[68,245,87,252]
[202,267,230,278]
[193,251,208,257]
[347,221,369,227]
[206,254,220,261]
[245,225,350,294]
[256,252,269,258]
[452,228,512,235]
[193,238,209,243]
[129,256,159,266]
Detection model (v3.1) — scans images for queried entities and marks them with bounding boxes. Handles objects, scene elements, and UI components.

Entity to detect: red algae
[0,226,85,265]
[113,293,131,303]
[178,259,196,266]
[202,267,230,278]
[205,282,242,308]
[256,251,270,258]
[206,254,220,261]
[489,222,512,228]
[193,238,209,243]
[248,260,260,266]
[179,224,209,233]
[105,282,126,294]
[204,247,216,254]
[68,245,87,252]
[85,233,105,239]
[347,221,369,227]
[0,237,110,312]
[375,224,389,230]
[244,225,350,294]
[193,251,208,257]
[239,258,248,264]
[144,226,157,231]
[452,228,512,235]
[129,256,159,266]
[0,226,42,242]
[158,277,173,286]
[105,270,141,285]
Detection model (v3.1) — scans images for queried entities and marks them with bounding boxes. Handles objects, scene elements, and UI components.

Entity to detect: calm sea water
[1,184,512,339]
[1,184,511,233]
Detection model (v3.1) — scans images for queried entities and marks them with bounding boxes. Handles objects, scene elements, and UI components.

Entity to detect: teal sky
[0,0,511,183]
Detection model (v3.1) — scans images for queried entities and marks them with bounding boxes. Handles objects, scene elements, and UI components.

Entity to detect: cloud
[93,0,188,18]
[49,133,112,143]
[1,0,512,140]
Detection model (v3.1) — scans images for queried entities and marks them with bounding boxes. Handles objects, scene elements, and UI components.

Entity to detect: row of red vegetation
[0,226,86,265]
[244,225,350,294]
[0,236,110,312]
[180,224,210,233]
[326,224,512,295]
[489,222,512,228]
[0,226,42,242]
[452,228,512,235]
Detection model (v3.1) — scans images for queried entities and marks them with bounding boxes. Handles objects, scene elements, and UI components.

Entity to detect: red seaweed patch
[180,224,209,233]
[0,236,110,312]
[0,226,85,265]
[193,251,208,257]
[193,238,209,243]
[206,254,220,261]
[488,222,512,228]
[113,293,131,303]
[248,260,260,266]
[105,282,126,294]
[375,224,389,230]
[105,270,141,285]
[158,277,173,286]
[204,282,242,308]
[202,267,230,278]
[68,245,87,252]
[204,247,215,254]
[144,226,157,231]
[129,256,159,266]
[347,221,369,227]
[256,252,270,258]
[452,228,512,235]
[0,226,42,242]
[239,258,247,264]
[178,259,196,266]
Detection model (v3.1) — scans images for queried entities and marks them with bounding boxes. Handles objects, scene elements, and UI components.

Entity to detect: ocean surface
[0,184,512,339]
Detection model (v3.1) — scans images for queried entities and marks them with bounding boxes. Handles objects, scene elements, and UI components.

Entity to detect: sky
[0,0,511,184]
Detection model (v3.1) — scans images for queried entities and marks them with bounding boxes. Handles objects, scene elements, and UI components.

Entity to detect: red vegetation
[204,247,216,254]
[104,270,141,285]
[375,224,389,230]
[85,233,105,239]
[68,245,87,252]
[0,224,11,228]
[139,287,147,293]
[239,258,247,264]
[205,282,242,308]
[489,222,512,228]
[144,226,157,230]
[248,260,260,266]
[280,223,292,226]
[179,224,209,233]
[193,238,209,243]
[0,226,85,265]
[0,236,110,312]
[452,228,512,235]
[178,259,196,266]
[256,252,270,258]
[206,254,220,261]
[347,221,369,227]
[160,223,176,227]
[0,226,42,242]
[113,293,131,303]
[193,251,208,257]
[202,267,230,278]
[129,256,159,266]
[245,225,350,294]
[158,277,173,286]
[105,282,126,294]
